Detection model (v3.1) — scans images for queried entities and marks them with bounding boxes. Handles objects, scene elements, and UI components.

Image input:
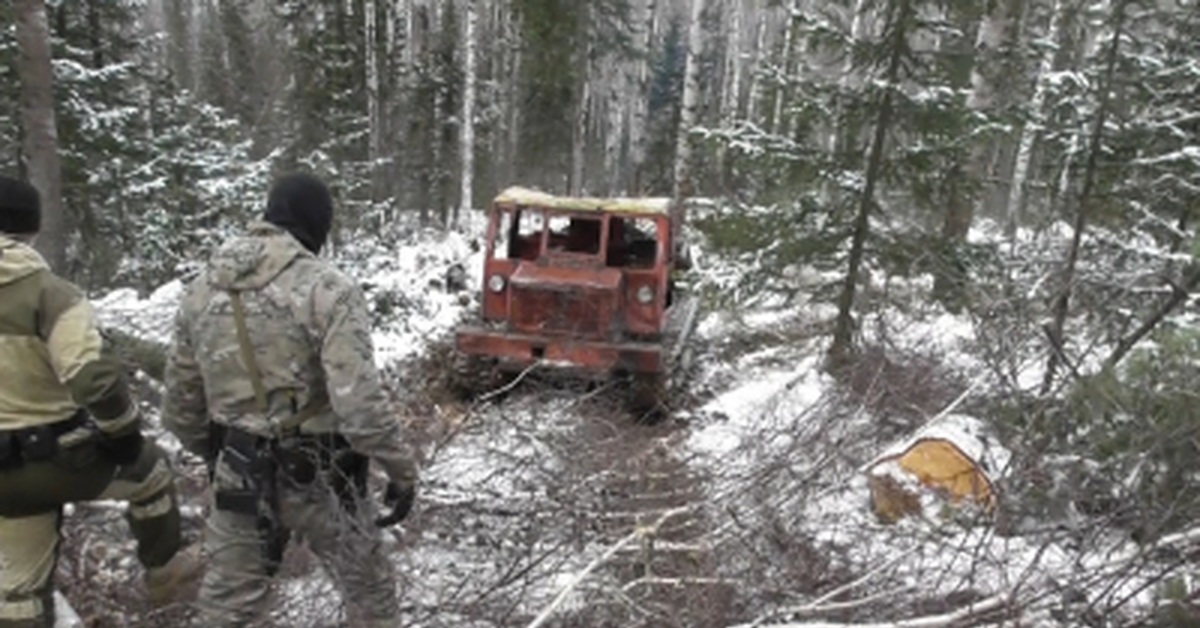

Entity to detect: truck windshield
[546,215,602,255]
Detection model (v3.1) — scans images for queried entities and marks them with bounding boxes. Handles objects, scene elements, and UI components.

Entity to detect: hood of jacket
[0,235,49,287]
[207,222,313,292]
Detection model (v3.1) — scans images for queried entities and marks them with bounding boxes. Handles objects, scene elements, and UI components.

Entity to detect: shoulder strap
[228,290,324,435]
[228,290,269,414]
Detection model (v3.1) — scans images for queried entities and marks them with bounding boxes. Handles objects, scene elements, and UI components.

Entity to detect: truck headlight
[636,285,654,304]
[487,274,506,293]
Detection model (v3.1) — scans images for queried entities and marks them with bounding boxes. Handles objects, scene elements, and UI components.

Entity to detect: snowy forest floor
[64,208,1199,628]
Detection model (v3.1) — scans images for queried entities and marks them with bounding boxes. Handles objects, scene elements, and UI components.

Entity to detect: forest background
[6,0,1200,626]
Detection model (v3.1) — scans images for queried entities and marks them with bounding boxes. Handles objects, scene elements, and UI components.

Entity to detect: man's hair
[0,176,41,236]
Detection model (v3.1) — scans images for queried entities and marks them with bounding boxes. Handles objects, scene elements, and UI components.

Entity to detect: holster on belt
[214,427,290,575]
[276,434,368,513]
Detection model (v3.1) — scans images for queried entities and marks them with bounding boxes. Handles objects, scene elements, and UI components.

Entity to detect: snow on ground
[89,214,1176,626]
[94,279,186,343]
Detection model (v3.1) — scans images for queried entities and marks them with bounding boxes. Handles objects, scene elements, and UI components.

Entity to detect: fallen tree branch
[525,505,693,628]
[1155,525,1200,550]
[1104,265,1200,370]
[734,592,1010,628]
[479,360,542,403]
[746,546,922,628]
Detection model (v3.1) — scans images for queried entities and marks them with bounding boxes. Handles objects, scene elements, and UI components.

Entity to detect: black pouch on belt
[330,451,369,513]
[276,446,318,486]
[16,426,58,462]
[0,431,15,468]
[214,429,266,515]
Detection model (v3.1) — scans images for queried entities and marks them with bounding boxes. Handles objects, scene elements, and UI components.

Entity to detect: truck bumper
[455,327,664,374]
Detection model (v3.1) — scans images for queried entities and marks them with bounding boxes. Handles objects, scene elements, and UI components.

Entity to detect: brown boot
[145,545,203,607]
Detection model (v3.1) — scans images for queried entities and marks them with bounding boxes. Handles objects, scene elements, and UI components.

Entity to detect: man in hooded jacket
[162,173,419,627]
[0,176,198,628]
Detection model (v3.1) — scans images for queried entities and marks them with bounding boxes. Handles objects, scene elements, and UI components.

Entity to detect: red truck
[454,187,698,415]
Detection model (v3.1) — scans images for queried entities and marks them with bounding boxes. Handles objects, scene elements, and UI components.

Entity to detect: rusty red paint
[459,192,682,376]
[456,326,663,374]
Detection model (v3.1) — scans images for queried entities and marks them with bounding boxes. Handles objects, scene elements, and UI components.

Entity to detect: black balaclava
[0,176,42,236]
[264,173,334,254]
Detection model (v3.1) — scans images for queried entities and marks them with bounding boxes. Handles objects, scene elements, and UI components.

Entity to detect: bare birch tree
[746,4,767,126]
[673,0,706,200]
[628,0,656,194]
[603,60,625,195]
[366,0,383,201]
[460,0,478,215]
[1006,0,1066,237]
[570,28,592,196]
[15,0,66,272]
[770,0,800,137]
[721,0,743,125]
[933,0,1010,306]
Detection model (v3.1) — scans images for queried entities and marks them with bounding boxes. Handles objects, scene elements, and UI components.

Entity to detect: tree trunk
[628,0,656,195]
[164,0,193,91]
[770,0,799,136]
[505,3,522,189]
[16,0,66,273]
[366,0,382,202]
[1040,0,1127,395]
[828,0,909,368]
[717,0,745,190]
[831,0,871,154]
[604,65,625,196]
[1006,0,1065,237]
[933,0,1009,308]
[570,24,592,197]
[673,0,706,200]
[722,0,743,123]
[746,6,767,126]
[460,0,477,216]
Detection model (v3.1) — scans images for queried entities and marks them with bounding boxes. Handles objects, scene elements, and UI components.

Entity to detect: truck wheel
[628,373,668,423]
[449,354,504,401]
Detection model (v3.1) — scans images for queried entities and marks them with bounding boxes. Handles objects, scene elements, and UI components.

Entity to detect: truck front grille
[510,287,613,338]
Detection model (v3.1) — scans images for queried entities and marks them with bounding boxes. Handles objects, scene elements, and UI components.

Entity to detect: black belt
[217,425,352,474]
[0,409,92,467]
[0,409,91,437]
[214,424,350,453]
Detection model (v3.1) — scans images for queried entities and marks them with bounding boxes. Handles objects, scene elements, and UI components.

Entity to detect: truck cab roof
[493,187,673,216]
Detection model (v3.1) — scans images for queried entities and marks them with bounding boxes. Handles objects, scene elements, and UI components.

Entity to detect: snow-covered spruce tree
[274,0,373,231]
[1108,3,1200,255]
[1028,0,1200,553]
[504,0,636,196]
[700,0,979,364]
[407,1,463,225]
[116,80,269,292]
[38,0,267,291]
[44,0,174,286]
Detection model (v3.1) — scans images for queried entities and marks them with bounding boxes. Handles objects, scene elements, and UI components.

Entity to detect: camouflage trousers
[196,452,399,628]
[0,438,181,628]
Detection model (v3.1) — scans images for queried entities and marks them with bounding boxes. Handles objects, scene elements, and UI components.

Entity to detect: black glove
[375,483,416,528]
[97,431,145,466]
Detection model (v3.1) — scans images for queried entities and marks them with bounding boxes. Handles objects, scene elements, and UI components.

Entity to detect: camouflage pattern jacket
[162,222,418,488]
[0,235,138,435]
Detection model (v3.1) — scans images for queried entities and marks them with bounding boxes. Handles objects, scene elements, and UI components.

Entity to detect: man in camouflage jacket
[0,176,197,628]
[163,173,419,628]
